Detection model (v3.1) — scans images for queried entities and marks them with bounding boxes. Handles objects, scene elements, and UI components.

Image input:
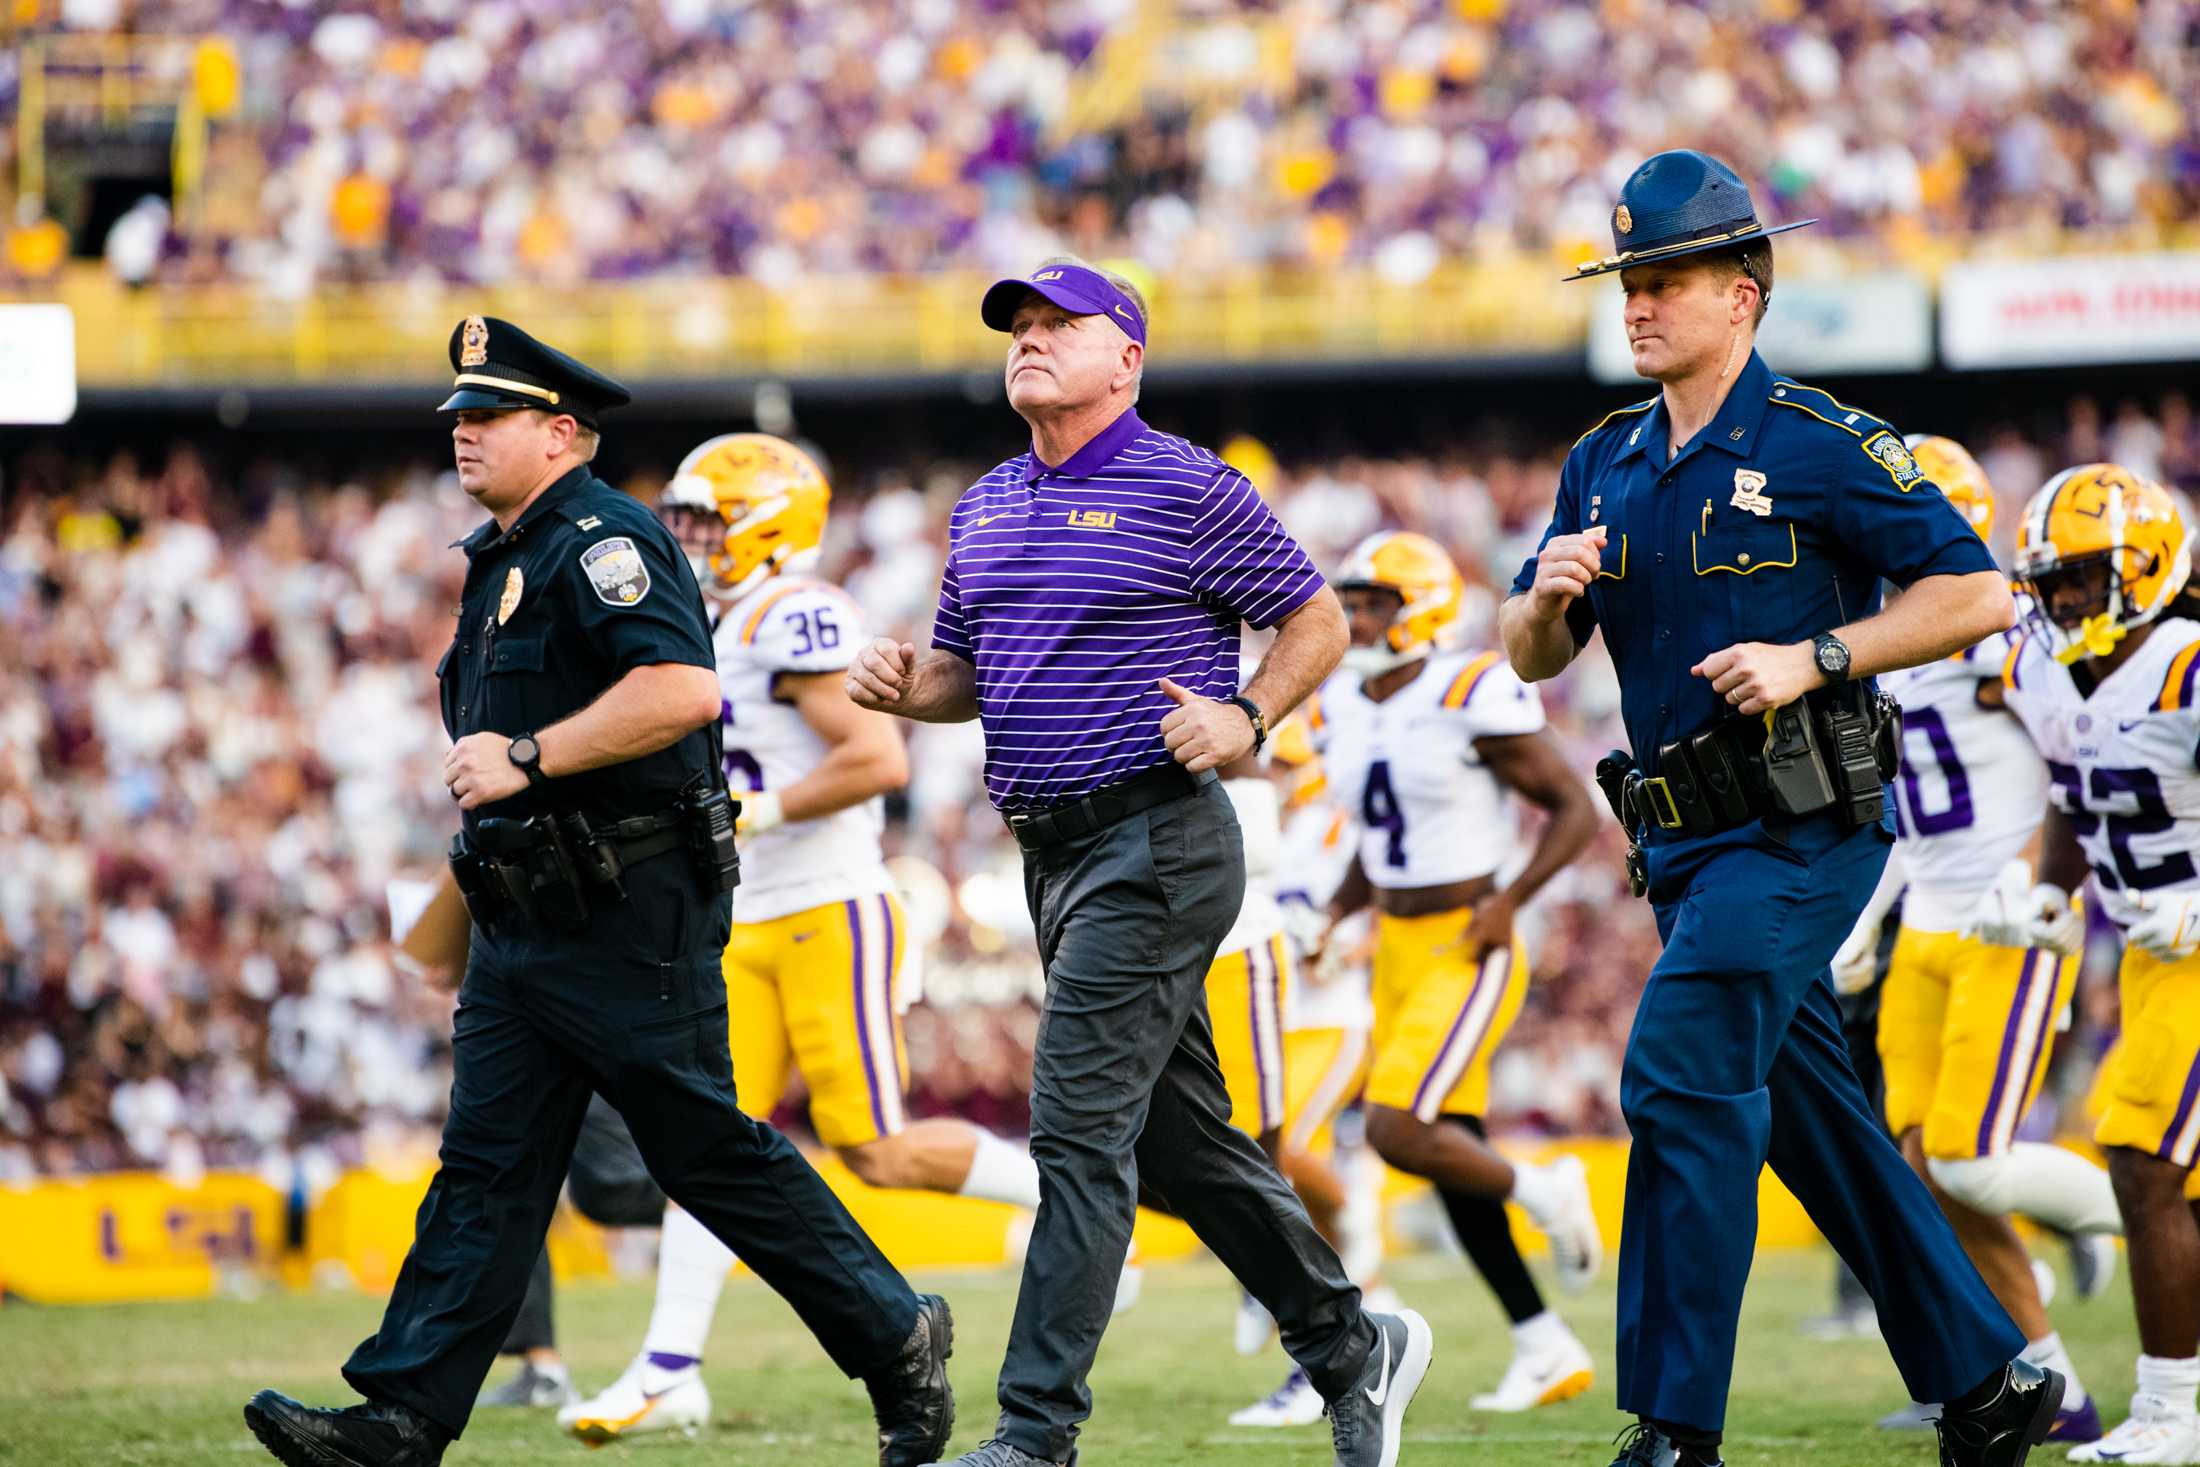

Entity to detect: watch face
[1820,640,1850,674]
[511,736,538,766]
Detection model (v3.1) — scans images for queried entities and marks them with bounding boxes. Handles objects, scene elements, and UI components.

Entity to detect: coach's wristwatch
[1811,633,1852,685]
[508,733,549,787]
[1226,694,1268,753]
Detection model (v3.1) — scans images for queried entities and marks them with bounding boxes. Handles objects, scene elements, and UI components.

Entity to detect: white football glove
[2127,892,2200,962]
[1963,860,2083,957]
[735,788,784,835]
[1830,914,1882,995]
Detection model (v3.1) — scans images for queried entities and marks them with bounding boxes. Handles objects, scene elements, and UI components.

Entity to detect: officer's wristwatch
[1811,633,1852,685]
[1226,694,1268,753]
[508,733,548,787]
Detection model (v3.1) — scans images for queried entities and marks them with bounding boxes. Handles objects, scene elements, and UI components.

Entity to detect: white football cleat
[2067,1395,2200,1463]
[1540,1154,1603,1294]
[1470,1328,1595,1412]
[558,1355,711,1446]
[1228,1366,1325,1427]
[1233,1289,1276,1356]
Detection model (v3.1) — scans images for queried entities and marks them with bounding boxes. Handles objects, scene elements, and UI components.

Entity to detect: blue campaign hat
[437,316,633,427]
[1564,150,1815,281]
[979,263,1147,345]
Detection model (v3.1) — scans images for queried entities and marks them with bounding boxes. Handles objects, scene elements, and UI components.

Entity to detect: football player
[556,435,1045,1443]
[1226,718,1389,1428]
[1996,464,2200,1465]
[1309,531,1605,1413]
[1838,437,2118,1444]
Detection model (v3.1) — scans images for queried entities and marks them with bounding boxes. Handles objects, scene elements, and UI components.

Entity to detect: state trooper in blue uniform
[1500,152,2061,1467]
[243,319,954,1467]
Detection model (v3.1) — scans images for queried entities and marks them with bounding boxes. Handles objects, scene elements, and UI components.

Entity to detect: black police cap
[437,316,632,427]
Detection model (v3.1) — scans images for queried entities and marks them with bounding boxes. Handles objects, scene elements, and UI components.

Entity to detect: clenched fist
[1524,524,1607,622]
[847,636,918,710]
[444,732,528,810]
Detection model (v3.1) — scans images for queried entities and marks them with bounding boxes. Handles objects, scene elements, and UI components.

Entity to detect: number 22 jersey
[714,577,895,923]
[1308,648,1544,890]
[2000,615,2200,933]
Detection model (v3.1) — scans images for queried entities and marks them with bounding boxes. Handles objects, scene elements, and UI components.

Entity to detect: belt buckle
[1640,776,1685,831]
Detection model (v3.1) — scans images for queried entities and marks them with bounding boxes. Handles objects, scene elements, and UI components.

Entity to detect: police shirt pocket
[1693,517,1798,629]
[488,637,546,674]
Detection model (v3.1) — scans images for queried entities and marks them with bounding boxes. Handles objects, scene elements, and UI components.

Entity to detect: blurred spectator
[7,0,2193,292]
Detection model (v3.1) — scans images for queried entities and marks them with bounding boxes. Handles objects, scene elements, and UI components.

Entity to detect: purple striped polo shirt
[933,409,1327,812]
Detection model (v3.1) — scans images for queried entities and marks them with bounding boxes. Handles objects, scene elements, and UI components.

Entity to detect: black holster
[472,814,594,935]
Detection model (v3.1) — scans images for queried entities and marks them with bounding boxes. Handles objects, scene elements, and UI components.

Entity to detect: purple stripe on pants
[1412,950,1498,1119]
[1246,942,1281,1131]
[878,893,902,1128]
[1975,950,2040,1156]
[847,898,888,1137]
[2156,1047,2200,1164]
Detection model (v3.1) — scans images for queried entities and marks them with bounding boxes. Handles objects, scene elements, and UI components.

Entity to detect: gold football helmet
[660,433,830,598]
[1267,713,1327,809]
[1335,531,1464,676]
[2014,462,2193,664]
[1905,434,1995,542]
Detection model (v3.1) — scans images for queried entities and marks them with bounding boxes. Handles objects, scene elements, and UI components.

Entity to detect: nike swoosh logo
[1363,1330,1393,1407]
[976,513,1009,527]
[2119,719,2149,732]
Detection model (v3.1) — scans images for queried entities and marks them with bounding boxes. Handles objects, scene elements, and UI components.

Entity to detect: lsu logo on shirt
[1066,509,1117,530]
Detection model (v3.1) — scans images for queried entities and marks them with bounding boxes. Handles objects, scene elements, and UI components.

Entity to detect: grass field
[0,1248,2137,1465]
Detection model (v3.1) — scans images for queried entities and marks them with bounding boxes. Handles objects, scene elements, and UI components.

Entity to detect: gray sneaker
[477,1361,575,1408]
[1324,1310,1433,1467]
[923,1442,1074,1467]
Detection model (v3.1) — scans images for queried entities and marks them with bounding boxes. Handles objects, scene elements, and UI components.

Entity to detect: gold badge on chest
[498,566,525,625]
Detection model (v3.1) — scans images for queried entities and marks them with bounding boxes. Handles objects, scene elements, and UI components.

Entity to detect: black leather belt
[1003,763,1209,851]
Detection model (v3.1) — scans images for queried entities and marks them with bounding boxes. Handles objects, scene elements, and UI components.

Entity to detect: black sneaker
[1934,1360,2063,1467]
[867,1293,955,1467]
[1609,1422,1724,1466]
[244,1391,449,1467]
[1324,1309,1434,1467]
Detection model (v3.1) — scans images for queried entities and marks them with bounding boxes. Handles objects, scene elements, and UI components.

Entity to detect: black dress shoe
[244,1391,449,1467]
[866,1293,955,1467]
[1934,1361,2064,1467]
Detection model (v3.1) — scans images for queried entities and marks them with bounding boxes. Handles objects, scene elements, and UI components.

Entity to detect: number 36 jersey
[2001,615,2200,933]
[1308,648,1543,891]
[1881,629,2048,931]
[715,577,894,923]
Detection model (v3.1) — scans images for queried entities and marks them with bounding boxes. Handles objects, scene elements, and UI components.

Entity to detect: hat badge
[460,316,489,369]
[1615,203,1633,235]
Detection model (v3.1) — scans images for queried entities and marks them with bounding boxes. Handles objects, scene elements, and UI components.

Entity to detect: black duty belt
[1003,762,1209,851]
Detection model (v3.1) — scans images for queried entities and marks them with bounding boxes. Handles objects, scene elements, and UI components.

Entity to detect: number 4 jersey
[714,577,894,923]
[1882,628,2049,931]
[2001,615,2200,932]
[1308,648,1543,890]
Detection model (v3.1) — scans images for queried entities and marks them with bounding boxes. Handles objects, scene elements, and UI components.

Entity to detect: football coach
[1500,151,2054,1467]
[849,258,1431,1467]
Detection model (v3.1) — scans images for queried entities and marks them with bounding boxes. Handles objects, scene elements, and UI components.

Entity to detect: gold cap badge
[460,316,490,369]
[1615,203,1633,235]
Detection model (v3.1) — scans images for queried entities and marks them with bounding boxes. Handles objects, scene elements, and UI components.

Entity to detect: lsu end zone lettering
[0,1171,284,1303]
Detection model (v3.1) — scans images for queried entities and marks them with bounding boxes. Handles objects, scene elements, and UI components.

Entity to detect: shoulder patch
[1859,430,1926,491]
[580,536,651,607]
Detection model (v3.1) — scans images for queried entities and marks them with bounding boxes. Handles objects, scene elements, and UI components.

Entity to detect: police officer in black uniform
[244,319,954,1467]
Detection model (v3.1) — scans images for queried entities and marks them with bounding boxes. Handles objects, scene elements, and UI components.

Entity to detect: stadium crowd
[3,0,2195,291]
[2,390,2193,1180]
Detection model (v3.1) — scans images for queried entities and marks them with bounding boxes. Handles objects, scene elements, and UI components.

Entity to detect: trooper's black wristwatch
[1812,633,1852,685]
[508,733,548,787]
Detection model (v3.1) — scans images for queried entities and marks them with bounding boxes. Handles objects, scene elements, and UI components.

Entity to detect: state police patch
[580,537,651,606]
[1861,430,1926,491]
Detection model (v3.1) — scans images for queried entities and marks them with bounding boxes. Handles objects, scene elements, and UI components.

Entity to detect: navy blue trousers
[1618,816,2021,1431]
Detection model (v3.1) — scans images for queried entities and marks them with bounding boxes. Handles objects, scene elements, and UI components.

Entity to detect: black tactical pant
[499,1096,662,1355]
[343,882,916,1436]
[996,777,1374,1462]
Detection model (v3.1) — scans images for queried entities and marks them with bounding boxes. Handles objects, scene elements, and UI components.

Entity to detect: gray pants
[500,1095,664,1354]
[997,778,1373,1461]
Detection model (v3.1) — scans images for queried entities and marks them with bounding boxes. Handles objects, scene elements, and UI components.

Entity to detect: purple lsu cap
[979,264,1147,345]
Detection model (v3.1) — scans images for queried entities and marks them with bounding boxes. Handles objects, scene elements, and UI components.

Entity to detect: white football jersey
[1309,649,1544,891]
[714,577,894,923]
[1218,776,1286,958]
[2002,616,2200,933]
[1276,799,1374,1032]
[1882,628,2049,931]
